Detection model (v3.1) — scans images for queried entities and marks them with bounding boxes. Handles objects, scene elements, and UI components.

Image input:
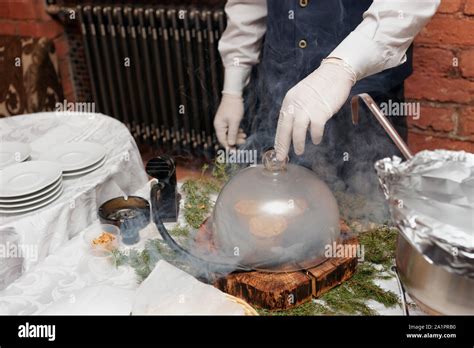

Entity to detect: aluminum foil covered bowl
[375,149,474,278]
[212,150,340,272]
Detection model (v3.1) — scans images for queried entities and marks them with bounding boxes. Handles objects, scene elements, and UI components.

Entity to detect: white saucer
[0,185,64,214]
[40,142,106,172]
[63,156,106,177]
[0,142,31,169]
[0,176,62,203]
[0,161,62,198]
[0,182,63,208]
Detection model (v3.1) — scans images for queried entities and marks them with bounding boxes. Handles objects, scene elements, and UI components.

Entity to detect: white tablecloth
[0,182,156,315]
[0,112,148,289]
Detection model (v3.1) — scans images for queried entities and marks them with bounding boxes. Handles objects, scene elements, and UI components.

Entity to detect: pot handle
[150,180,250,274]
[351,93,413,160]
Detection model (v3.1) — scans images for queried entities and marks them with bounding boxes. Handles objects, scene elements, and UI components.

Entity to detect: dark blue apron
[242,0,410,197]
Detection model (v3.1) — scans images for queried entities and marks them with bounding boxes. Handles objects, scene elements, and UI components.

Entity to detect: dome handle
[262,149,288,172]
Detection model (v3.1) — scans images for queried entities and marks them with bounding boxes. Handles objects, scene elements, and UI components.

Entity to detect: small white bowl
[83,224,120,255]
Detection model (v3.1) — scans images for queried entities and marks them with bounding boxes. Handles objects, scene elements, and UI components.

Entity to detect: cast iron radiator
[73,4,226,154]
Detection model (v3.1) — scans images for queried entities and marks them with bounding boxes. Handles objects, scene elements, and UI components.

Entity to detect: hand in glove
[214,93,247,148]
[274,58,356,161]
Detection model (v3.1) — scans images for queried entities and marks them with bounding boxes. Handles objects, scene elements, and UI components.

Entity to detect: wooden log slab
[196,219,358,310]
[215,271,313,310]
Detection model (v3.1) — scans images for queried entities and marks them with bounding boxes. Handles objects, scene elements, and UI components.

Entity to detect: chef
[213,0,440,192]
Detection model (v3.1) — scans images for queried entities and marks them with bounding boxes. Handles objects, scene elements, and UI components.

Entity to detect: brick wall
[0,0,75,102]
[406,0,474,153]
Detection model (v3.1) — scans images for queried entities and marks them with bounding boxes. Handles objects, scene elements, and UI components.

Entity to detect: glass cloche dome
[211,150,340,272]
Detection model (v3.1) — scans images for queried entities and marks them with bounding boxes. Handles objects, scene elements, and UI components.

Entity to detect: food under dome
[211,150,340,272]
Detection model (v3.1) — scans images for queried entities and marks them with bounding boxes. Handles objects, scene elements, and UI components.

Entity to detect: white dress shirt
[218,0,440,95]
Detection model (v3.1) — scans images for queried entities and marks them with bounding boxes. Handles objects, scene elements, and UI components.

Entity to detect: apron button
[299,0,309,7]
[298,39,307,49]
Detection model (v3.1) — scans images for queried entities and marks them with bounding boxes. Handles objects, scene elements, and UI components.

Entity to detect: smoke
[148,76,408,279]
[148,94,404,281]
[149,189,252,282]
[147,234,249,284]
[239,82,406,230]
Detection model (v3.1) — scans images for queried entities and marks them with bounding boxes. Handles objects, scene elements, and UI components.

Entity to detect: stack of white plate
[40,142,106,177]
[0,161,63,214]
[0,142,31,170]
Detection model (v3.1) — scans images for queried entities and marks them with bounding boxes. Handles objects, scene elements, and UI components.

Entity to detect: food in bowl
[84,224,120,254]
[92,232,117,251]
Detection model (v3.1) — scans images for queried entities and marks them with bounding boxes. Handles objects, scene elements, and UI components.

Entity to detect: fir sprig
[181,159,232,228]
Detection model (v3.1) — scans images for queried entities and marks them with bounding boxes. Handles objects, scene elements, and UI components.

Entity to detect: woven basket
[225,294,259,316]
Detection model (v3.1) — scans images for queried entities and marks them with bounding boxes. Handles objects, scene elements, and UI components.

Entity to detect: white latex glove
[214,93,247,148]
[274,58,356,161]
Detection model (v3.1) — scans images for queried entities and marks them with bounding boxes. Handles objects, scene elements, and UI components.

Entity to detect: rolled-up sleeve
[329,0,441,80]
[218,0,267,95]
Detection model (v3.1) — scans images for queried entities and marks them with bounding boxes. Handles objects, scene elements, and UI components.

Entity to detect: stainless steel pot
[396,234,474,315]
[353,93,474,315]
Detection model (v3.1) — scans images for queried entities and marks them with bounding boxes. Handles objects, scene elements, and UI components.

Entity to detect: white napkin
[132,260,246,315]
[38,285,135,315]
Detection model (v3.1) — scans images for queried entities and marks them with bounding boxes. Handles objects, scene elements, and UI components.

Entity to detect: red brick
[7,1,38,20]
[458,107,474,137]
[35,1,53,21]
[438,0,463,13]
[16,20,63,38]
[412,47,456,77]
[0,20,18,35]
[465,0,474,15]
[405,73,474,104]
[459,48,474,78]
[416,16,474,46]
[408,132,474,153]
[408,105,455,132]
[0,4,10,17]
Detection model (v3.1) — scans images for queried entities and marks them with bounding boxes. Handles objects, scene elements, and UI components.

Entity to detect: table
[0,181,160,315]
[0,112,148,289]
[0,179,424,315]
